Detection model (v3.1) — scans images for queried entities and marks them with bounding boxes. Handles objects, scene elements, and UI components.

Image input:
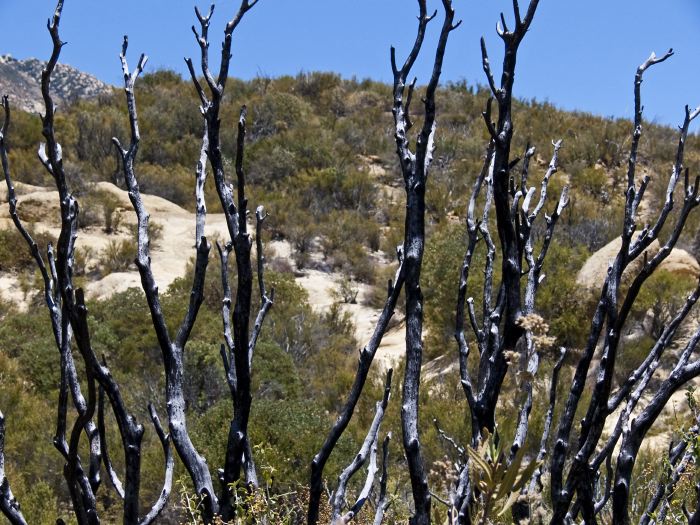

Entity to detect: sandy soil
[6,180,693,453]
[0,181,407,370]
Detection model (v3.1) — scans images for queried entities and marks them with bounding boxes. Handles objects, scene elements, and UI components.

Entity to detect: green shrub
[297,168,377,215]
[97,238,136,275]
[252,341,303,401]
[251,92,313,140]
[422,223,473,357]
[137,163,193,207]
[127,220,163,250]
[77,186,129,232]
[73,245,94,276]
[574,166,610,199]
[631,270,697,340]
[332,276,359,304]
[0,227,55,273]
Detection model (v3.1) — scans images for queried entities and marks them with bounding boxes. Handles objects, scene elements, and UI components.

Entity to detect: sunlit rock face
[577,235,700,291]
[0,54,112,113]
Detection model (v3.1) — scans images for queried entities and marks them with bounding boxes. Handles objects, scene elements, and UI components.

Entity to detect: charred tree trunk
[308,2,459,523]
[185,2,269,520]
[2,4,176,524]
[390,2,459,523]
[473,0,541,436]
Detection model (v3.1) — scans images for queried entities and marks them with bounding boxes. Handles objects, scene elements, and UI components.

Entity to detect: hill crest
[0,54,112,113]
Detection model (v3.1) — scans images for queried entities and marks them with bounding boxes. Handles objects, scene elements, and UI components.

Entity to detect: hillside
[0,54,112,113]
[0,179,406,371]
[2,67,700,522]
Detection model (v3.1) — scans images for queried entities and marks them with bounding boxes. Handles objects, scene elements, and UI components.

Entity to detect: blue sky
[1,1,699,127]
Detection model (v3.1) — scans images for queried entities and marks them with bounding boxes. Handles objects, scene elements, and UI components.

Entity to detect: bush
[332,276,359,304]
[73,245,95,276]
[247,141,298,183]
[632,270,697,340]
[316,210,380,281]
[127,221,163,250]
[297,168,377,216]
[251,92,313,140]
[97,238,136,275]
[0,227,55,273]
[574,165,610,200]
[422,223,472,357]
[535,243,595,349]
[137,163,193,207]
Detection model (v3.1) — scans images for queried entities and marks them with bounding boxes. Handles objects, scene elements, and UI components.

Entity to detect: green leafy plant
[467,429,541,524]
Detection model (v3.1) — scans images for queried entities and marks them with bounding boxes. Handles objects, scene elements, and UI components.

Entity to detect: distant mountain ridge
[0,54,112,113]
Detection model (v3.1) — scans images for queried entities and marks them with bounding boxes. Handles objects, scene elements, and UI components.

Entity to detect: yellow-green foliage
[0,226,55,273]
[3,67,700,522]
[467,429,541,522]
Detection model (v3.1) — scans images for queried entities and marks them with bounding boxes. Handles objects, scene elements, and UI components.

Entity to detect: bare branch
[405,77,417,131]
[249,207,274,362]
[456,143,495,421]
[309,249,404,523]
[331,370,393,524]
[191,4,218,96]
[433,419,466,460]
[139,405,174,525]
[481,97,498,142]
[114,37,172,354]
[116,37,217,518]
[97,386,124,499]
[217,0,261,91]
[0,411,27,525]
[480,38,499,98]
[217,241,236,392]
[184,57,208,107]
[175,236,211,349]
[612,326,700,522]
[373,433,392,525]
[640,434,694,525]
[528,347,567,493]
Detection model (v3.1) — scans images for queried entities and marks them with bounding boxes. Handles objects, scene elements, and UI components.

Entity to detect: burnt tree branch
[330,370,393,525]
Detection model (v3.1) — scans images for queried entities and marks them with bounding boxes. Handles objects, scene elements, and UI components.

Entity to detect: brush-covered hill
[4,66,700,363]
[2,68,700,522]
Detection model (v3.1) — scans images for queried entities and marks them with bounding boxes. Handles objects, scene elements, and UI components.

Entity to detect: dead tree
[393,3,460,524]
[553,64,700,525]
[184,2,273,519]
[0,0,268,523]
[470,0,545,437]
[638,417,699,524]
[0,411,25,525]
[329,369,392,525]
[373,433,392,525]
[307,244,403,524]
[445,1,700,523]
[308,1,459,524]
[4,1,700,524]
[1,4,174,525]
[114,1,270,522]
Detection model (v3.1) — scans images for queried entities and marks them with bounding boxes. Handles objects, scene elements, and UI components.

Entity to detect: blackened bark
[308,249,404,524]
[114,37,213,522]
[475,0,541,436]
[389,2,459,523]
[330,370,392,525]
[187,4,266,518]
[219,107,257,521]
[0,412,26,525]
[551,53,698,522]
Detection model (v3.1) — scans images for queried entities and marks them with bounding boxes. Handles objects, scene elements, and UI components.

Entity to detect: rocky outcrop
[0,54,112,113]
[576,235,700,290]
